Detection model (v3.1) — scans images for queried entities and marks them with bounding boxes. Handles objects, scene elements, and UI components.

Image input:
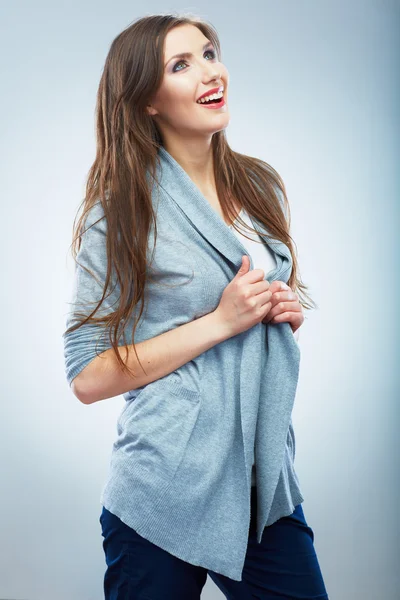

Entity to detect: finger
[263,312,296,325]
[265,299,303,324]
[267,280,287,296]
[270,289,297,306]
[270,312,304,330]
[268,297,300,316]
[270,311,297,324]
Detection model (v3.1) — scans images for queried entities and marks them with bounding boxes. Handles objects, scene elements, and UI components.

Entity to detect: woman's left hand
[261,280,304,334]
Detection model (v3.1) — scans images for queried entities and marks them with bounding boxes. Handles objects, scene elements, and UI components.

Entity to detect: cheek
[160,92,197,123]
[164,79,193,102]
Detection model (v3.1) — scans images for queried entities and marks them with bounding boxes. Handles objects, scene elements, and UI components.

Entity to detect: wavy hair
[64,12,317,381]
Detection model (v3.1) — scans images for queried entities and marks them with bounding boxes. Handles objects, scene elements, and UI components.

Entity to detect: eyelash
[173,49,217,72]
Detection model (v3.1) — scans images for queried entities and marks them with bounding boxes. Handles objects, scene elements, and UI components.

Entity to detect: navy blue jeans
[99,487,329,599]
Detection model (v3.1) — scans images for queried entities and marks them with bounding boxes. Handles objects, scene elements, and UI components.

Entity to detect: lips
[196,85,224,102]
[197,95,226,109]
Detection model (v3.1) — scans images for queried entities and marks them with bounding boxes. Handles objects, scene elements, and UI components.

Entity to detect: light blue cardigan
[63,146,304,581]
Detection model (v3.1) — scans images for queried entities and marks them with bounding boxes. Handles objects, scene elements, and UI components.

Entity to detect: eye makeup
[172,48,217,73]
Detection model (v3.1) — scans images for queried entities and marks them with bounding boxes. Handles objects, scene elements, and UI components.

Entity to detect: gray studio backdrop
[1,0,399,599]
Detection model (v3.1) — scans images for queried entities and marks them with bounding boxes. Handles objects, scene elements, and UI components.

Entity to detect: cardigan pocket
[114,376,201,483]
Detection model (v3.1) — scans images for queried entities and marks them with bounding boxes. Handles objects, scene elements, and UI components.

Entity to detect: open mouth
[197,93,225,107]
[196,88,225,105]
[205,96,223,104]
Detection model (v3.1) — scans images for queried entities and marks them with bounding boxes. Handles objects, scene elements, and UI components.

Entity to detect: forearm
[76,311,231,404]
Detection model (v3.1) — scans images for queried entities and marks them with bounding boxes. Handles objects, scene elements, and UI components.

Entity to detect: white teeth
[197,90,224,104]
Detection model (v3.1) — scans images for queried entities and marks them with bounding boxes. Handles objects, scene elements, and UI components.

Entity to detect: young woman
[63,12,329,600]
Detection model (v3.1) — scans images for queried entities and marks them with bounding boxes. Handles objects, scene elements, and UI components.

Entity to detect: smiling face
[147,24,230,142]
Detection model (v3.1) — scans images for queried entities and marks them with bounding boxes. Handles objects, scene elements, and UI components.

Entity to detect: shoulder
[81,200,107,235]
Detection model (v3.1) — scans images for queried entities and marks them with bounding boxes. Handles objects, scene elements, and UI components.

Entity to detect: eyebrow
[165,41,214,68]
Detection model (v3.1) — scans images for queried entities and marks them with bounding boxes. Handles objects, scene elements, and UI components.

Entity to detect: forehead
[163,24,210,57]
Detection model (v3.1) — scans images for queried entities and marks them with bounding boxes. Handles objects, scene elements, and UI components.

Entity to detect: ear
[146,104,158,116]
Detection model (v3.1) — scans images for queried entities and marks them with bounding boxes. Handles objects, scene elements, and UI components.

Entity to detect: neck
[162,139,216,193]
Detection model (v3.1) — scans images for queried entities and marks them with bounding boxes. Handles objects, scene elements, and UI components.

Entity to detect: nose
[201,71,223,88]
[199,60,221,82]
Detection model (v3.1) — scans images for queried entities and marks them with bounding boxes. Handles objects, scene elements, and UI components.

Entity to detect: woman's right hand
[214,255,273,337]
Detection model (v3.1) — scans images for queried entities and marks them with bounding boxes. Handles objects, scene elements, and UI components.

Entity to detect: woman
[63,12,329,600]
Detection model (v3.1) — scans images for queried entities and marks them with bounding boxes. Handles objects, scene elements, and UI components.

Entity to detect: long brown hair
[65,12,317,381]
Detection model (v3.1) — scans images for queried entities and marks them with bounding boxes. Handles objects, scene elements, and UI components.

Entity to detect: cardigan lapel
[154,146,301,523]
[155,146,291,280]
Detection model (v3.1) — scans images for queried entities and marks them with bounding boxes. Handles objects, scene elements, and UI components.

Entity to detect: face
[147,24,230,141]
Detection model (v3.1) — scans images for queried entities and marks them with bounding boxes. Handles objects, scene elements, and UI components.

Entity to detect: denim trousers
[99,486,329,599]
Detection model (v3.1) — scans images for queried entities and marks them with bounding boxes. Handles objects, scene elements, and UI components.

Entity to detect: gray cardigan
[63,145,304,581]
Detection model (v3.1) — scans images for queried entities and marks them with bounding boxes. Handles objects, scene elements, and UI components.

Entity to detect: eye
[204,49,217,60]
[172,49,217,72]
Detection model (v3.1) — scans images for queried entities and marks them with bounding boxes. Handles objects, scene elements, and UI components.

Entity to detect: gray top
[63,145,304,581]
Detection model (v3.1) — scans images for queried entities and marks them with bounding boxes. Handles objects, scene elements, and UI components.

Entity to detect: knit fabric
[63,145,304,581]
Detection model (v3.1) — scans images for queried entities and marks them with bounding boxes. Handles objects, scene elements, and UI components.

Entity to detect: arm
[63,202,233,405]
[74,310,231,404]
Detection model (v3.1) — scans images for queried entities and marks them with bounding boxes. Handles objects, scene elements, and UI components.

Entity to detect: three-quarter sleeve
[62,201,121,387]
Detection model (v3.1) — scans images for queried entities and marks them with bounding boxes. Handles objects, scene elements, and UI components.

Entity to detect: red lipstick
[197,95,226,109]
[196,86,224,101]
